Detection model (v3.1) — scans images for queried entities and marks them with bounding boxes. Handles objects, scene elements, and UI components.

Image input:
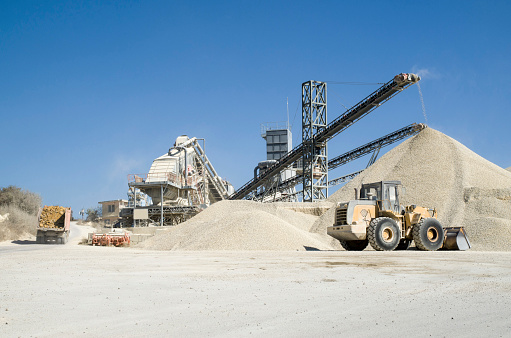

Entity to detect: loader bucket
[443,227,471,251]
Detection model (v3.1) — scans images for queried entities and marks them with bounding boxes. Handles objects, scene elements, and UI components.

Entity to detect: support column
[160,185,164,226]
[302,80,328,202]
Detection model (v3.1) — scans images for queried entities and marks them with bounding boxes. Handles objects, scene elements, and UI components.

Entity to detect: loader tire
[339,239,368,251]
[368,217,400,251]
[395,239,411,250]
[413,218,444,251]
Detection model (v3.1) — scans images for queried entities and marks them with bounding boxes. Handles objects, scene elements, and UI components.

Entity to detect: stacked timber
[39,206,67,228]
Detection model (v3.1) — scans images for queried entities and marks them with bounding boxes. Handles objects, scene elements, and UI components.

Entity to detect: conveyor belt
[328,170,364,187]
[252,173,303,200]
[230,73,420,200]
[328,123,426,170]
[252,123,426,200]
[270,170,362,202]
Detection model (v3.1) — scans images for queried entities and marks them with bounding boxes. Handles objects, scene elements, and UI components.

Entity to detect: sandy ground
[1,224,511,337]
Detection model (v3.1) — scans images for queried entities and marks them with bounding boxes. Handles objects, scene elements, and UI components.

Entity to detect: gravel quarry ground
[1,233,511,337]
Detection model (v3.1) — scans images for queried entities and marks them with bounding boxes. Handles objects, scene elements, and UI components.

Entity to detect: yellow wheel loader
[327,181,470,251]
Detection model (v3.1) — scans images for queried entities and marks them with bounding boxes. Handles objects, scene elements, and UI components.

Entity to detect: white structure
[125,135,233,226]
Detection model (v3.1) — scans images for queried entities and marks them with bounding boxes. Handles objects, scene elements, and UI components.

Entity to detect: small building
[99,199,129,226]
[261,122,292,161]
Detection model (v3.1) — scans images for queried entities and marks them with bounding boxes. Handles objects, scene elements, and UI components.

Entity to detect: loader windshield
[360,183,382,200]
[383,183,400,212]
[360,181,401,212]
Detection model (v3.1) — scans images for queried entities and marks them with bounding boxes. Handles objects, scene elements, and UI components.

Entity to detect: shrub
[0,205,37,242]
[0,186,42,216]
[0,185,41,241]
[86,205,102,222]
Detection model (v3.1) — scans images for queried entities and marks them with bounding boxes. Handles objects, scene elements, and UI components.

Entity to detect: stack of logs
[39,206,66,228]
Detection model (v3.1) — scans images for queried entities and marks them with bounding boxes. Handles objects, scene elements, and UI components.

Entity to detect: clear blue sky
[1,0,510,213]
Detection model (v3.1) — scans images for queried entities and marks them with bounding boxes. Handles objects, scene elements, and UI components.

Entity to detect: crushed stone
[143,128,511,251]
[312,128,511,251]
[140,200,335,251]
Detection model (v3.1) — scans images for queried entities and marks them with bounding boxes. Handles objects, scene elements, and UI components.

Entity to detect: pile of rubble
[39,206,67,228]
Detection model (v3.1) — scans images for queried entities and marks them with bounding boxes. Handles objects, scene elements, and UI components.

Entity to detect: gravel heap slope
[311,127,511,251]
[141,200,336,251]
[142,128,510,252]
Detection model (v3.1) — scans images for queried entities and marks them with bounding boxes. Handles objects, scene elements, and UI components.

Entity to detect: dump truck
[36,206,71,244]
[327,181,470,251]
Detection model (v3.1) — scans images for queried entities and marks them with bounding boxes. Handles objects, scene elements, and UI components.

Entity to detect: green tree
[85,205,102,222]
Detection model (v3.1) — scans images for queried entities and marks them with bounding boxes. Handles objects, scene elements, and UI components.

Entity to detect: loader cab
[360,181,401,213]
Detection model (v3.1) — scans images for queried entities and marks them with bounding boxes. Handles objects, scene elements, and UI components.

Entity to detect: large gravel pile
[506,167,511,172]
[141,200,336,251]
[142,128,510,252]
[311,127,511,251]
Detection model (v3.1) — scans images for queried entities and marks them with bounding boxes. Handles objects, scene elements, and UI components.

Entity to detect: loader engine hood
[336,200,377,226]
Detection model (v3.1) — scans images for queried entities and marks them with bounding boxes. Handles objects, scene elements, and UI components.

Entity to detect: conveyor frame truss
[188,138,229,203]
[328,123,426,170]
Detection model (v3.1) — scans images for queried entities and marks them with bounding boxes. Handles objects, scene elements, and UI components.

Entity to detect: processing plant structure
[234,73,424,203]
[121,136,234,226]
[121,73,423,227]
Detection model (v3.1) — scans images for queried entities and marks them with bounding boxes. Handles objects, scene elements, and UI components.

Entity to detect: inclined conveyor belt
[230,73,421,200]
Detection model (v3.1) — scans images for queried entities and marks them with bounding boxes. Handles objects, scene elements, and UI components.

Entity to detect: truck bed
[36,206,71,244]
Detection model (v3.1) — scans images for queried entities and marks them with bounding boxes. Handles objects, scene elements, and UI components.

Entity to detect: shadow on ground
[11,240,38,245]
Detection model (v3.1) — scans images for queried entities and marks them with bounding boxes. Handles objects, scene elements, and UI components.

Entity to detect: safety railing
[128,172,197,187]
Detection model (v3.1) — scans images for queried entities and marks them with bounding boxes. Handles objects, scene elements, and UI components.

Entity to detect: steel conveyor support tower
[229,73,421,201]
[302,80,328,202]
